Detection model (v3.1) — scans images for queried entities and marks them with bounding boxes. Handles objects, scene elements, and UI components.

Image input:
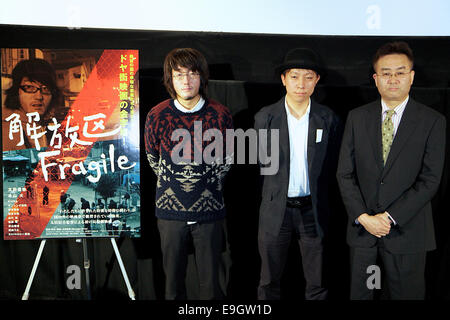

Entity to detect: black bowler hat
[276,48,322,76]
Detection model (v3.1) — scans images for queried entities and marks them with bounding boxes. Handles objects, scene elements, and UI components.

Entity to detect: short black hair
[373,41,414,70]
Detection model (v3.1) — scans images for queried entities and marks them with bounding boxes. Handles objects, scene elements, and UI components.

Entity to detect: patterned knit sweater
[144,98,233,222]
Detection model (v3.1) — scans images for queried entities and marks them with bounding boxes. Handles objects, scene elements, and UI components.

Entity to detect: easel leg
[110,238,136,300]
[82,239,92,300]
[22,239,46,300]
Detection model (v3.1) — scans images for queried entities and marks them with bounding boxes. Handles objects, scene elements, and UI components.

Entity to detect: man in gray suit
[336,41,446,299]
[254,48,341,300]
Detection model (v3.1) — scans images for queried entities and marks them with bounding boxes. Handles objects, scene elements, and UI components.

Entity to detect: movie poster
[1,48,140,239]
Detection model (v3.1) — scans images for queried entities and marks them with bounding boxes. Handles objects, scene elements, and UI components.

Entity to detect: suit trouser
[350,240,426,300]
[258,205,327,300]
[157,218,225,300]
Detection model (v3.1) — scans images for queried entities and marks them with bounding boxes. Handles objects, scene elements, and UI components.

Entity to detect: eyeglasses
[20,84,52,95]
[172,72,200,81]
[377,70,412,80]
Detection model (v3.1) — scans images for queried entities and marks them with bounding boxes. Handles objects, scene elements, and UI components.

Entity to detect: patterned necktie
[382,109,396,164]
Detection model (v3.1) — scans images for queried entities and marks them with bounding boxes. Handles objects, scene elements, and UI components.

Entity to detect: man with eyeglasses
[2,58,62,151]
[144,48,233,299]
[337,41,446,299]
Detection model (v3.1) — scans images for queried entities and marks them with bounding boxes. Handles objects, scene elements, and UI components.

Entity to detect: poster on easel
[2,48,140,240]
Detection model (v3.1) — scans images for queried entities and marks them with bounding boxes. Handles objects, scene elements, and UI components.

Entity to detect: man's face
[281,68,320,105]
[373,54,415,106]
[18,77,52,116]
[171,66,201,102]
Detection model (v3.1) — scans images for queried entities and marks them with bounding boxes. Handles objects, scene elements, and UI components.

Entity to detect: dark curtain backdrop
[0,25,449,300]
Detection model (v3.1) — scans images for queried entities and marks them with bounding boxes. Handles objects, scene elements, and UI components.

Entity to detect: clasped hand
[357,212,391,238]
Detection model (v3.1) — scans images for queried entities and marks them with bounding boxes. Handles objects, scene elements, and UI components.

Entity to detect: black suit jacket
[254,97,341,237]
[336,98,446,254]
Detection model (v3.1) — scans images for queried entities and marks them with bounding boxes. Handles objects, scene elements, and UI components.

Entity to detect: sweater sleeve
[204,105,234,185]
[144,110,160,176]
[215,107,234,188]
[223,107,234,167]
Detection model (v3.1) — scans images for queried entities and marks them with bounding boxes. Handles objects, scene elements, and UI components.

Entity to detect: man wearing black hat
[254,48,341,300]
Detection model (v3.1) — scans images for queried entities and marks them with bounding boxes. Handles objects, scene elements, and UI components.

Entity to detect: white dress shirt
[380,96,409,225]
[381,96,409,137]
[285,97,311,198]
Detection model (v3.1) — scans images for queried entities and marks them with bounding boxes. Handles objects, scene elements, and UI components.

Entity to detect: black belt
[286,195,312,208]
